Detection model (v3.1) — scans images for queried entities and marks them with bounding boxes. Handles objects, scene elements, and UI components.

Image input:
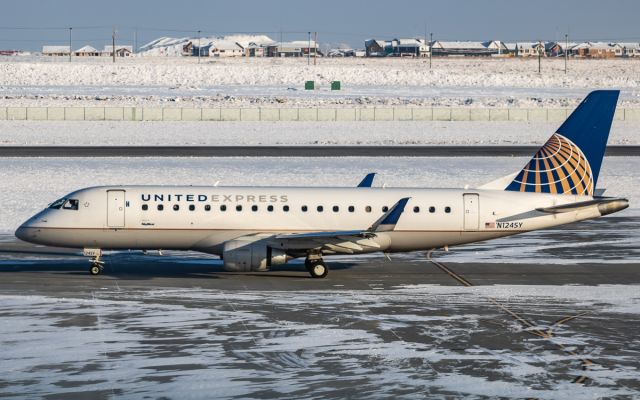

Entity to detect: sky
[1,0,639,51]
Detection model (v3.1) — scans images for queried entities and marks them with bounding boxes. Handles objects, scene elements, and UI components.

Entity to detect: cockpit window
[48,198,67,209]
[62,199,79,210]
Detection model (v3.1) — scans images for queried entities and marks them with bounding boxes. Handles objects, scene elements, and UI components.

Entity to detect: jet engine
[222,236,291,272]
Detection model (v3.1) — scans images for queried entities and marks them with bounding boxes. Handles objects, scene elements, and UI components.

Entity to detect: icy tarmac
[0,254,639,399]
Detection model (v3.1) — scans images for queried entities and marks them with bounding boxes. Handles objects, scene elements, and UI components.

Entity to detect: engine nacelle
[222,237,290,272]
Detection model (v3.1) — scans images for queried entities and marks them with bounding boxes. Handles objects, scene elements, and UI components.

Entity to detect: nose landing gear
[84,248,104,276]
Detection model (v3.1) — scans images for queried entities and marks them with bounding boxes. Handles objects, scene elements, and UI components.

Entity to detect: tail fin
[505,90,619,195]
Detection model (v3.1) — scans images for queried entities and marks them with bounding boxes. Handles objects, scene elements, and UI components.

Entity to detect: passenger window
[63,199,79,210]
[365,206,372,212]
[189,204,195,211]
[382,206,389,212]
[317,205,324,212]
[302,205,308,212]
[220,205,227,211]
[157,204,164,211]
[333,206,339,212]
[142,204,148,211]
[252,205,258,212]
[429,206,436,213]
[267,205,274,212]
[348,206,355,212]
[173,204,179,211]
[204,204,211,211]
[413,206,420,213]
[236,205,242,211]
[445,206,451,213]
[283,205,290,212]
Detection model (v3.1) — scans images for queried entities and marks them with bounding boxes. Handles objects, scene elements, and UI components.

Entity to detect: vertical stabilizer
[505,90,619,195]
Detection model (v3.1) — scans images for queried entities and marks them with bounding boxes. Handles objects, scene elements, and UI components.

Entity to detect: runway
[1,145,639,157]
[1,234,639,398]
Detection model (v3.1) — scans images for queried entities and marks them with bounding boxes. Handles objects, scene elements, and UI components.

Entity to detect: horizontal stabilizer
[536,197,628,216]
[357,172,377,188]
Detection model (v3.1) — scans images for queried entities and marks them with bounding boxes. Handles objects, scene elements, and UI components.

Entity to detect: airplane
[15,90,629,278]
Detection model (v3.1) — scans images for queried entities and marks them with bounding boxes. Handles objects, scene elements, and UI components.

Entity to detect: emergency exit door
[463,193,479,230]
[107,190,126,228]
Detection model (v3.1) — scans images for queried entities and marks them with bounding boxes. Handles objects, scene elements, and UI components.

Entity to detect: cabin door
[107,190,126,228]
[463,193,479,230]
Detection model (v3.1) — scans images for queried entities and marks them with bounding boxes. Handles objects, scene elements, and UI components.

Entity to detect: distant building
[244,43,266,57]
[516,42,545,57]
[572,42,616,58]
[265,41,319,57]
[103,45,133,57]
[364,39,387,57]
[209,40,244,57]
[430,41,495,56]
[74,45,100,57]
[42,46,70,56]
[392,38,429,57]
[618,42,640,57]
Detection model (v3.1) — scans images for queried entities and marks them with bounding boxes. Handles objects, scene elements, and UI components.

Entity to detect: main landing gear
[305,255,328,279]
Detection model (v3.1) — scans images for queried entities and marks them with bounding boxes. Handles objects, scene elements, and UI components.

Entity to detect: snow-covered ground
[1,120,638,146]
[1,285,639,399]
[1,57,639,108]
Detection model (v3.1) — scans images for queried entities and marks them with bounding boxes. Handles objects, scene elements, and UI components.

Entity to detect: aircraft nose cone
[15,224,30,242]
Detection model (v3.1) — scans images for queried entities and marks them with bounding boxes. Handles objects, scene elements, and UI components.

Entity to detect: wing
[268,197,410,254]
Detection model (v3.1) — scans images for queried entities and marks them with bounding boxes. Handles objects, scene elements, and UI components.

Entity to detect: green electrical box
[304,81,315,90]
[331,81,341,90]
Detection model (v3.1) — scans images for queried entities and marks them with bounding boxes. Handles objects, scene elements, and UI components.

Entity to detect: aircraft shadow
[0,253,358,280]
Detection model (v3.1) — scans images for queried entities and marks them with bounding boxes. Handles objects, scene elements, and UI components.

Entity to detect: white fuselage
[16,185,599,257]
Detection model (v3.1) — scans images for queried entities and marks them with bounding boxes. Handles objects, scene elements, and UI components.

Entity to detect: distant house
[364,39,387,57]
[392,38,429,57]
[516,42,545,57]
[209,40,244,57]
[483,40,508,55]
[265,41,319,57]
[618,42,640,57]
[74,45,100,57]
[42,46,70,56]
[245,42,266,57]
[182,41,194,56]
[503,43,519,56]
[572,42,616,58]
[430,41,494,56]
[103,45,133,57]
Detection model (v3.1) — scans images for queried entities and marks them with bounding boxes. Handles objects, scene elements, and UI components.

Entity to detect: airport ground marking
[424,250,600,384]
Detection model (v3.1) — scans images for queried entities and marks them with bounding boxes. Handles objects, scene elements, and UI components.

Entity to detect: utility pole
[564,33,568,74]
[112,28,116,63]
[429,32,433,69]
[314,32,317,65]
[197,30,201,63]
[134,29,137,54]
[537,40,542,74]
[307,31,311,65]
[68,27,72,62]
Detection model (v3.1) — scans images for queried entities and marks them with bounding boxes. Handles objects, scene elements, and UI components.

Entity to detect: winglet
[357,172,377,188]
[368,197,410,232]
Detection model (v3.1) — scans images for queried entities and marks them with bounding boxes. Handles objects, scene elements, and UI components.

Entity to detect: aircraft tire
[89,264,102,276]
[308,261,328,279]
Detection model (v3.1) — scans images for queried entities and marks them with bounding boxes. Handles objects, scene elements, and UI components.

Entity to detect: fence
[0,106,637,122]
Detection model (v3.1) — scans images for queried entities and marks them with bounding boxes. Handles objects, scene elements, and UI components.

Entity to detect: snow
[1,285,639,398]
[1,120,638,146]
[1,57,639,108]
